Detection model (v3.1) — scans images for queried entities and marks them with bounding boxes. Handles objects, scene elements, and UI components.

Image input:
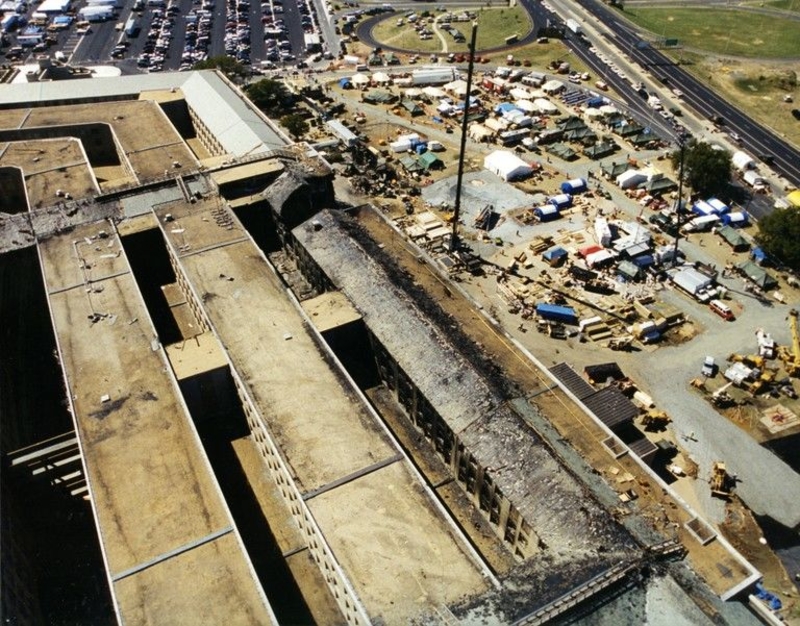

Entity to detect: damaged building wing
[261,162,335,233]
[291,208,640,619]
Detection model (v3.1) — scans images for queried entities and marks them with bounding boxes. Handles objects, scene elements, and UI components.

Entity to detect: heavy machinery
[756,328,776,359]
[711,381,735,407]
[728,353,765,369]
[776,309,800,376]
[709,461,732,498]
[641,409,671,431]
[747,368,776,395]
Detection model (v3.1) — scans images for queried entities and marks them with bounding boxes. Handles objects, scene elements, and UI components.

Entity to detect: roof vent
[311,220,323,231]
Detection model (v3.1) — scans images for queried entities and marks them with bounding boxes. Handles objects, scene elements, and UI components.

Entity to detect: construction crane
[776,309,800,376]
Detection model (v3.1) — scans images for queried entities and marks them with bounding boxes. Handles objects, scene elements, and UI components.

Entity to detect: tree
[280,113,309,139]
[245,79,292,113]
[755,206,800,271]
[193,56,248,81]
[670,140,732,199]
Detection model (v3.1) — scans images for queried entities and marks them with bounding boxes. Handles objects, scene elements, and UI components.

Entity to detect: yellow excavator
[727,353,766,369]
[777,309,800,376]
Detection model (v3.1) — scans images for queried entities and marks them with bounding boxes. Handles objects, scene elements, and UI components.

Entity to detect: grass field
[669,51,799,148]
[370,5,532,54]
[621,7,800,58]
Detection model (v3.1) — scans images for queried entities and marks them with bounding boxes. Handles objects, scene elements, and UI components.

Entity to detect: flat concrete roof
[165,332,229,380]
[155,196,489,622]
[209,160,284,188]
[39,221,274,625]
[0,138,97,210]
[300,291,362,333]
[16,99,197,184]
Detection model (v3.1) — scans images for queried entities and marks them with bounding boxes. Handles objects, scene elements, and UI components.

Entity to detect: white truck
[566,18,583,35]
[78,5,115,21]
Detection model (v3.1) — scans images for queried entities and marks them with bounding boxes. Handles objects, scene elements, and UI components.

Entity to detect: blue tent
[339,77,351,88]
[495,102,518,114]
[543,246,568,265]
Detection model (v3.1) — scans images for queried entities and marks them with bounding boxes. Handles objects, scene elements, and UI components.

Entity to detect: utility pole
[450,22,478,252]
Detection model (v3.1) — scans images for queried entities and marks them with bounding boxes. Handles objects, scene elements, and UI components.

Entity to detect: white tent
[484,118,507,132]
[443,79,473,96]
[584,107,604,119]
[533,98,558,114]
[510,87,532,100]
[469,124,494,142]
[404,87,423,97]
[616,170,646,189]
[732,150,756,171]
[483,150,533,181]
[422,86,447,98]
[515,99,536,112]
[372,71,390,84]
[542,79,565,95]
[599,104,618,116]
[351,73,370,86]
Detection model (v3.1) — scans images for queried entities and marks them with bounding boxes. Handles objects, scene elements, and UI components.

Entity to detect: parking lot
[1,0,328,73]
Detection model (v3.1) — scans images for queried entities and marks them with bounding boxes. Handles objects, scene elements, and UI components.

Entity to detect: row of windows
[240,389,365,626]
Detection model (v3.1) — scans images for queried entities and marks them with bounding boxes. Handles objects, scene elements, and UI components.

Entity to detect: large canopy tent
[483,150,533,181]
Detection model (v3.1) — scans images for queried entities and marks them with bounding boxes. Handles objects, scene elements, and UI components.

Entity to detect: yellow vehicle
[709,462,732,498]
[777,309,800,376]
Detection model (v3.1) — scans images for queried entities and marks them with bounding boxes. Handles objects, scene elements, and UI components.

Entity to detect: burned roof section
[293,208,641,622]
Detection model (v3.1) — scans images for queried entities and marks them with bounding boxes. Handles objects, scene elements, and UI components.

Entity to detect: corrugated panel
[629,437,658,463]
[549,362,595,400]
[582,387,638,431]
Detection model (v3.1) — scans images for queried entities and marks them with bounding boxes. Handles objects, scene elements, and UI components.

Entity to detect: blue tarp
[543,246,568,261]
[535,303,578,324]
[338,77,351,88]
[495,102,518,114]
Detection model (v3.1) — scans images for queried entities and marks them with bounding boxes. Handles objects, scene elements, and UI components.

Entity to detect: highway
[570,0,800,189]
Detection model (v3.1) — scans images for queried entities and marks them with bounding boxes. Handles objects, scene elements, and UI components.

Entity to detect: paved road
[569,0,800,188]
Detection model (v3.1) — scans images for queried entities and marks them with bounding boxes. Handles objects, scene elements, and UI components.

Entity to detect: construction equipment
[709,461,732,498]
[711,381,735,407]
[728,353,765,370]
[641,409,671,431]
[776,309,800,376]
[756,328,776,359]
[747,368,776,395]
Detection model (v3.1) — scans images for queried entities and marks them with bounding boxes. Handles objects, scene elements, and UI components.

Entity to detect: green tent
[418,151,443,171]
[717,225,749,251]
[736,260,777,290]
[399,155,424,173]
